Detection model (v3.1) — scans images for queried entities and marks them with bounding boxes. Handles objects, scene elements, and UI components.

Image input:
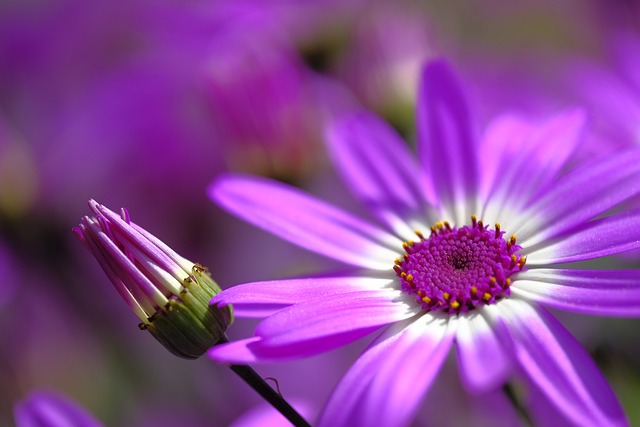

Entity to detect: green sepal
[143,264,233,359]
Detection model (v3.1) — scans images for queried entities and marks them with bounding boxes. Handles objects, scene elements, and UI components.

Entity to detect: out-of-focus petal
[478,114,533,228]
[417,60,479,224]
[209,174,402,270]
[14,389,103,427]
[455,310,512,393]
[482,109,585,232]
[512,269,640,317]
[229,399,316,427]
[496,299,627,427]
[213,276,394,317]
[327,111,436,238]
[319,314,455,427]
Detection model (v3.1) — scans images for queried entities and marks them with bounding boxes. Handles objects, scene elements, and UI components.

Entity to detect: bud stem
[219,336,311,427]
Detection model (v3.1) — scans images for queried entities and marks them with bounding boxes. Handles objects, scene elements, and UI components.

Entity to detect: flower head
[207,60,640,426]
[74,200,232,359]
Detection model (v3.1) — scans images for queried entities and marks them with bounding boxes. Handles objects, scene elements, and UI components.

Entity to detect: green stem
[219,336,311,427]
[503,383,533,427]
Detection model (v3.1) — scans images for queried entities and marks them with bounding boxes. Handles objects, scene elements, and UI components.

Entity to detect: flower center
[393,216,526,314]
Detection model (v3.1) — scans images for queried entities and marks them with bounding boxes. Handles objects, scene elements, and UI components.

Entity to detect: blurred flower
[208,60,640,426]
[14,389,103,427]
[566,32,640,149]
[334,2,435,125]
[74,200,232,359]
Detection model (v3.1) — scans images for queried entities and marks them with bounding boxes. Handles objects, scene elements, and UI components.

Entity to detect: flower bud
[73,200,232,359]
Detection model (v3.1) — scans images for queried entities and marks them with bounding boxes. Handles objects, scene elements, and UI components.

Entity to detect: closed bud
[74,200,233,359]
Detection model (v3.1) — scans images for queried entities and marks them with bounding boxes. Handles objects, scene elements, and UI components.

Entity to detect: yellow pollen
[489,277,496,285]
[444,221,452,230]
[482,292,491,301]
[451,301,460,310]
[415,230,424,239]
[518,256,527,268]
[394,258,401,265]
[471,215,477,226]
[436,221,444,230]
[471,286,477,295]
[422,296,431,304]
[505,278,512,287]
[401,272,407,279]
[406,274,414,282]
[443,292,450,301]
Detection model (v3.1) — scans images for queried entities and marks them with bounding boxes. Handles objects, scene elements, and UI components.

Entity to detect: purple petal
[327,111,436,237]
[516,148,640,247]
[417,60,479,224]
[512,269,640,317]
[511,109,585,199]
[497,299,627,426]
[208,337,265,364]
[317,320,413,427]
[526,209,640,264]
[255,290,417,347]
[319,314,455,427]
[455,312,512,393]
[14,389,103,427]
[527,379,582,427]
[208,327,381,363]
[478,114,533,225]
[209,174,402,270]
[210,290,416,363]
[484,109,585,228]
[213,276,394,317]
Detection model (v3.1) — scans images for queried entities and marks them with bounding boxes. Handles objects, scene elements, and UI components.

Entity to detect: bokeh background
[1,0,640,425]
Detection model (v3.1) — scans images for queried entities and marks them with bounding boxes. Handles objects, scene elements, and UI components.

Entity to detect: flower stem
[219,336,311,427]
[502,383,533,427]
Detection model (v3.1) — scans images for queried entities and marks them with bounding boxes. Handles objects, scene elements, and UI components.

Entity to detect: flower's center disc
[393,216,526,313]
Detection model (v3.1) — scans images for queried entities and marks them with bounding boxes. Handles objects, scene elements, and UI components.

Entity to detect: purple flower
[74,200,233,359]
[14,389,103,427]
[207,60,640,426]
